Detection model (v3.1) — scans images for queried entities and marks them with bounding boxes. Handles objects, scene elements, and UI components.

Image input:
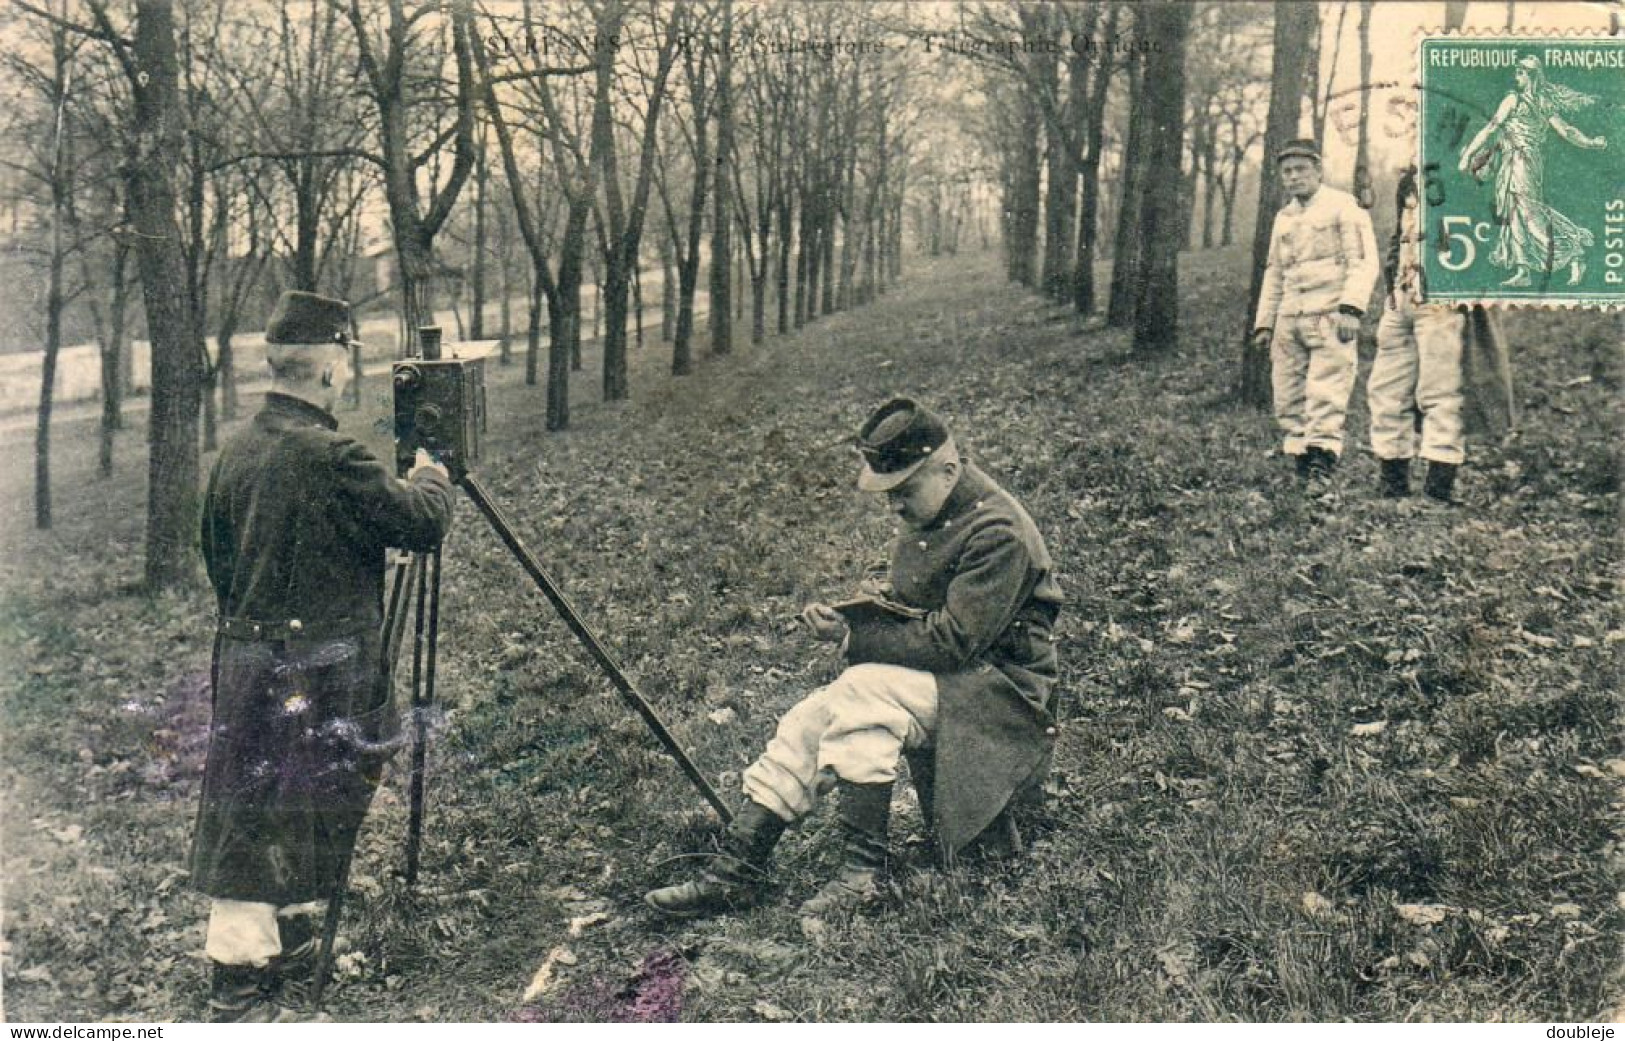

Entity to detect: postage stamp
[1417,34,1624,309]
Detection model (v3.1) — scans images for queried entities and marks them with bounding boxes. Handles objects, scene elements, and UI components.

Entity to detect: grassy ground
[1,248,1619,1022]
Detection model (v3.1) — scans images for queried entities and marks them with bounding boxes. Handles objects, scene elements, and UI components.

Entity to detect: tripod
[310,470,733,1008]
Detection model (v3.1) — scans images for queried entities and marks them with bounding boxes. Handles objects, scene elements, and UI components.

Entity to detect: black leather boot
[644,801,787,917]
[1304,446,1338,482]
[271,914,321,1011]
[1424,461,1458,503]
[1293,452,1312,480]
[207,962,280,1023]
[800,780,893,917]
[1379,458,1411,498]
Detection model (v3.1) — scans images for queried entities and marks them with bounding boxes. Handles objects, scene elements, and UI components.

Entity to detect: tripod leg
[381,552,417,682]
[458,474,733,825]
[404,553,432,886]
[310,840,357,1011]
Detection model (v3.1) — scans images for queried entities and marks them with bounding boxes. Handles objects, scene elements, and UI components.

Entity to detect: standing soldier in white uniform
[1251,139,1380,483]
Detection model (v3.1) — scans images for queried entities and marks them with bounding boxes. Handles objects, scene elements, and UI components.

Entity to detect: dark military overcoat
[192,392,454,904]
[845,463,1063,853]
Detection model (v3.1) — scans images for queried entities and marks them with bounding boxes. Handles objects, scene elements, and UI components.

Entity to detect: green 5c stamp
[1418,35,1623,308]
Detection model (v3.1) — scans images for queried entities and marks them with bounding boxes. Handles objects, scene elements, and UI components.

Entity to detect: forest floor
[1,248,1620,1023]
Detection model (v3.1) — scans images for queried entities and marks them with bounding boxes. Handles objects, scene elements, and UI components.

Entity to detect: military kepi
[265,290,354,346]
[1275,137,1320,165]
[856,396,954,493]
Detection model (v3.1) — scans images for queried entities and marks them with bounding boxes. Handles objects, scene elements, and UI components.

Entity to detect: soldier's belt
[218,615,370,642]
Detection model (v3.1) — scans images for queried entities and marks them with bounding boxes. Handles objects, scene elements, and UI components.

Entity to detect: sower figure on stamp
[645,398,1063,921]
[1458,56,1606,289]
[191,291,455,1021]
[1250,138,1380,484]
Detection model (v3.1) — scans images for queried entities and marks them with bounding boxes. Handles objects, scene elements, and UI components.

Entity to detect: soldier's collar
[923,464,988,530]
[263,391,339,430]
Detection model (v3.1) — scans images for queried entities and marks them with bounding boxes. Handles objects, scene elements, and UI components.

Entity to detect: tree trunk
[471,125,488,340]
[634,258,644,350]
[499,208,513,364]
[1132,3,1191,354]
[819,194,836,317]
[661,231,676,342]
[1037,43,1075,302]
[1242,1,1319,407]
[673,139,711,375]
[1353,1,1374,209]
[97,243,131,478]
[526,262,542,386]
[1006,83,1042,287]
[776,197,793,335]
[130,0,204,588]
[1107,45,1149,327]
[547,294,573,431]
[36,224,62,530]
[1073,5,1117,315]
[709,0,734,356]
[795,199,813,327]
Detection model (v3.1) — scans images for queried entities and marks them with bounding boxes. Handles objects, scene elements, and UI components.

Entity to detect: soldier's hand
[1334,312,1361,343]
[1250,328,1272,352]
[857,576,893,598]
[409,448,449,480]
[801,602,848,643]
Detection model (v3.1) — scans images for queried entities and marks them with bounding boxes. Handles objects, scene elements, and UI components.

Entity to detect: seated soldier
[645,397,1063,919]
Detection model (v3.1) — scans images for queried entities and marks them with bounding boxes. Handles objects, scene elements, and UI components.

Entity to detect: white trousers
[1370,299,1467,465]
[742,663,938,822]
[1271,313,1357,457]
[205,899,321,967]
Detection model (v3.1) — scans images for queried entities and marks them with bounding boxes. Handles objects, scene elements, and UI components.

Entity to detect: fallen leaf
[1449,796,1482,809]
[1395,903,1450,926]
[706,707,737,726]
[751,1001,795,1022]
[1550,903,1582,918]
[520,946,576,1003]
[1351,721,1388,737]
[566,911,611,936]
[1302,891,1335,917]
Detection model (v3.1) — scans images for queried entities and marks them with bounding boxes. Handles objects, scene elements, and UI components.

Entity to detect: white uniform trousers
[1370,298,1467,465]
[1270,312,1358,457]
[742,663,938,822]
[205,899,321,967]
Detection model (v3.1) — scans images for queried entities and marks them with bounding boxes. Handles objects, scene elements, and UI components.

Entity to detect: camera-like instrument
[391,327,486,479]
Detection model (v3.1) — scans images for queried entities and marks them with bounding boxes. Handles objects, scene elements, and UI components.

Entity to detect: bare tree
[593,0,684,400]
[708,0,734,355]
[337,0,478,355]
[1106,33,1148,327]
[1132,2,1192,354]
[1241,0,1319,408]
[474,1,599,428]
[655,0,717,375]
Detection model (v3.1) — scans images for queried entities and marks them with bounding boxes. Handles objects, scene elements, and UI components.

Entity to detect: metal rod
[459,473,733,825]
[404,553,432,885]
[381,552,416,679]
[310,838,357,1010]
